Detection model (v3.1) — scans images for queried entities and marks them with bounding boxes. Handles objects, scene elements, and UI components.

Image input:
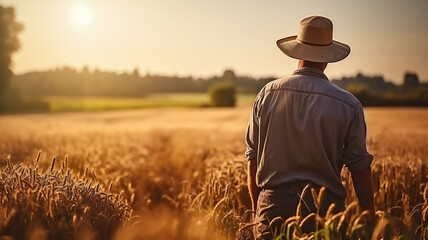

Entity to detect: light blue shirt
[245,67,373,199]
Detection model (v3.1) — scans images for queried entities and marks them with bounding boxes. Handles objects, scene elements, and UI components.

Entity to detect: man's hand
[248,159,261,213]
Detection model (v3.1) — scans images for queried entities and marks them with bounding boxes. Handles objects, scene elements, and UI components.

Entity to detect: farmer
[245,16,375,239]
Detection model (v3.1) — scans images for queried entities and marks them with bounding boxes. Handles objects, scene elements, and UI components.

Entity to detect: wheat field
[0,107,427,239]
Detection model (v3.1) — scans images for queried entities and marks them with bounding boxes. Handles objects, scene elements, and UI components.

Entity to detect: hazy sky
[1,0,427,83]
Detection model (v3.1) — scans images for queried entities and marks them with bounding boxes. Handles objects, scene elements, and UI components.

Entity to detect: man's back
[245,67,372,200]
[246,16,375,239]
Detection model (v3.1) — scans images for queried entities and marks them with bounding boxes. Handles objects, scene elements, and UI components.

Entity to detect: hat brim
[277,36,350,63]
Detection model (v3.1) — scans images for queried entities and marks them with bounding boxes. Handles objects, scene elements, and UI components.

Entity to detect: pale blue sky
[1,0,427,83]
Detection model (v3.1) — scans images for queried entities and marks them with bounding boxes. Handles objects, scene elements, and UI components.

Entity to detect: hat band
[296,38,332,47]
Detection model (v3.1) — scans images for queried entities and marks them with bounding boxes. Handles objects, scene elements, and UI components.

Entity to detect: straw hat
[277,16,350,63]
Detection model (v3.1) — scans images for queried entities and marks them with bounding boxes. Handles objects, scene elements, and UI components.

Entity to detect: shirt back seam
[267,87,357,110]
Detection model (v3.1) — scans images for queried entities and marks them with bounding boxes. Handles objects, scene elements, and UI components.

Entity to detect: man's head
[276,16,350,63]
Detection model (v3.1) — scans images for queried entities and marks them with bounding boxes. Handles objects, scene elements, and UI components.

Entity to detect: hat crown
[297,16,333,46]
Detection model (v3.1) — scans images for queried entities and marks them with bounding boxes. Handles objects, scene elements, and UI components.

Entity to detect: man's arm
[248,158,261,212]
[351,166,375,214]
[245,90,264,213]
[342,104,375,219]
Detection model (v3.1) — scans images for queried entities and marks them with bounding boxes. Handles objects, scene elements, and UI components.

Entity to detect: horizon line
[12,65,427,84]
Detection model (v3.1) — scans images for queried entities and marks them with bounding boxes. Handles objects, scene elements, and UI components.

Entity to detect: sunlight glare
[70,5,91,27]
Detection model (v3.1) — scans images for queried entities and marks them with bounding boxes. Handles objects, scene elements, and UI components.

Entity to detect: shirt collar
[292,67,329,81]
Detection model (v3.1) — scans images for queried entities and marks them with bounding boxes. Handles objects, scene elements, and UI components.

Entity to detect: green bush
[208,81,236,107]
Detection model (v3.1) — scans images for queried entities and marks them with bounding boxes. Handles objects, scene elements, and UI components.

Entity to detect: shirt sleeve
[342,104,373,172]
[245,92,262,161]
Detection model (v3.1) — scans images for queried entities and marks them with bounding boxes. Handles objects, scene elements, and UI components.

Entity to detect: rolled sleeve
[342,104,373,172]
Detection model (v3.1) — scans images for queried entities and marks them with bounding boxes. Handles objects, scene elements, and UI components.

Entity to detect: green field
[39,93,256,112]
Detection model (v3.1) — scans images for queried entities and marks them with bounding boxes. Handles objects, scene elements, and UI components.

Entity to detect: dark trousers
[254,181,345,240]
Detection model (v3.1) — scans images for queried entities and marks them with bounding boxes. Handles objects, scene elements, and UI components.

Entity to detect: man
[245,16,374,239]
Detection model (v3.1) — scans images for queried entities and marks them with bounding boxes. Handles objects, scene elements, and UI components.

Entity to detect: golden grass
[0,154,131,239]
[0,107,427,239]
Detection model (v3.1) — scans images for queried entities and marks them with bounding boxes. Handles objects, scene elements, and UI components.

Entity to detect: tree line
[10,68,274,97]
[10,66,428,106]
[332,72,428,106]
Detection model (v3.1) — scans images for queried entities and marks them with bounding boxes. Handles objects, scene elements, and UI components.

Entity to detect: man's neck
[298,60,327,72]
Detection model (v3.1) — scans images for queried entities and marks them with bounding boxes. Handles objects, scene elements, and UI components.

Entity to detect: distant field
[39,93,256,112]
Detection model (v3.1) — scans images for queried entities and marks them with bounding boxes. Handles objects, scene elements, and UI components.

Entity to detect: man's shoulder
[326,83,362,109]
[262,76,293,91]
[255,76,289,99]
[306,79,363,109]
[262,74,362,109]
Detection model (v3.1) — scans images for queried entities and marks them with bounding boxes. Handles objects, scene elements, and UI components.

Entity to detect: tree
[222,69,236,82]
[0,5,23,96]
[209,81,236,107]
[403,72,419,87]
[132,67,140,78]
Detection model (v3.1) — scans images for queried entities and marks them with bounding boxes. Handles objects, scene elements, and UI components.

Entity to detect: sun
[70,5,91,27]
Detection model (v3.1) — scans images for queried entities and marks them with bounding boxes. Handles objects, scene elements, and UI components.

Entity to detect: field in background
[0,107,428,239]
[33,93,256,112]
